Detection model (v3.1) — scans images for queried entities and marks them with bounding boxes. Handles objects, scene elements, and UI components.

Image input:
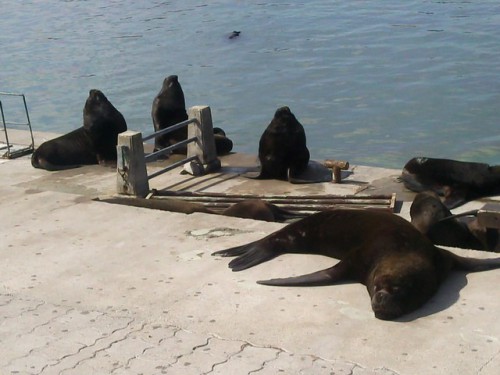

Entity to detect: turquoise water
[1,0,499,168]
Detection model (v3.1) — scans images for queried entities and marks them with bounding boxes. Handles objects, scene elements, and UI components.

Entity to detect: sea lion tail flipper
[257,261,350,287]
[212,242,280,272]
[440,248,500,271]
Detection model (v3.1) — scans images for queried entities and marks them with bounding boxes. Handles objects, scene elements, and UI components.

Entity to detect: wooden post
[186,106,221,174]
[116,131,149,197]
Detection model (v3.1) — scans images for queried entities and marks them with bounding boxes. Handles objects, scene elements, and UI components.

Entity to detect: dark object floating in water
[228,31,241,39]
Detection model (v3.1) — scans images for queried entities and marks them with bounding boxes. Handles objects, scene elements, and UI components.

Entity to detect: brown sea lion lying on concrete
[213,209,500,320]
[400,157,500,208]
[31,89,127,171]
[96,197,303,223]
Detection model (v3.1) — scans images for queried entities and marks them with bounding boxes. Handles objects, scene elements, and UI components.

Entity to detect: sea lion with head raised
[151,75,233,155]
[151,75,189,154]
[213,209,500,320]
[400,157,500,208]
[255,106,310,180]
[31,89,127,171]
[411,191,500,252]
[410,191,485,250]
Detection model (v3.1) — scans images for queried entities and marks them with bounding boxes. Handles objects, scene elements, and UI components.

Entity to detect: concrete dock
[1,130,500,375]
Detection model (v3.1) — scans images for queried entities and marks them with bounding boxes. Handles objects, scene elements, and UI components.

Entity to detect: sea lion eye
[390,286,401,294]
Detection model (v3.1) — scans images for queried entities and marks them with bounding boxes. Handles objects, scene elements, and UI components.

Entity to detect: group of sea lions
[31,75,234,171]
[29,76,500,321]
[151,75,234,156]
[212,157,500,320]
[30,74,312,181]
[404,157,500,252]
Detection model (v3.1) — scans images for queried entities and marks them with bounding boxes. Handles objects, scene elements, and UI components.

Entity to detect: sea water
[1,0,499,168]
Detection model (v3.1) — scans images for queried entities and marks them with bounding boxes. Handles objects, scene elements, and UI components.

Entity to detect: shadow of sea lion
[395,272,468,322]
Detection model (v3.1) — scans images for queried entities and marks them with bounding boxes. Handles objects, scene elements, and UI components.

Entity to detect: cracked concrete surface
[1,130,499,374]
[1,294,398,375]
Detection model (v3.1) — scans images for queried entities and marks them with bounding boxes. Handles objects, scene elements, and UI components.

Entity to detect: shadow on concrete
[396,272,468,322]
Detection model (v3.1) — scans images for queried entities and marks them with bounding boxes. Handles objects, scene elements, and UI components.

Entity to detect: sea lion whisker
[437,209,479,223]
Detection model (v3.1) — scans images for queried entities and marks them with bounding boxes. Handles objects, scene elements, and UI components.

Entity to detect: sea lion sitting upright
[151,75,189,154]
[410,191,485,250]
[151,75,233,155]
[212,209,500,320]
[400,157,500,208]
[256,106,310,180]
[31,89,127,171]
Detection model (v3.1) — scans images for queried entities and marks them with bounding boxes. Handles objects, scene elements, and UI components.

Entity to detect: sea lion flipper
[212,245,249,258]
[212,242,281,272]
[257,261,350,287]
[228,245,279,272]
[440,248,500,271]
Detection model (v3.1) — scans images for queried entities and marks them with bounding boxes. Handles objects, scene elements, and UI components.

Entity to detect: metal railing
[0,92,35,159]
[116,105,221,197]
[142,118,200,179]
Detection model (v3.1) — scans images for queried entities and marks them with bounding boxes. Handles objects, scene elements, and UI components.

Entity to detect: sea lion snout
[88,89,105,101]
[370,288,404,320]
[165,75,179,87]
[275,106,291,116]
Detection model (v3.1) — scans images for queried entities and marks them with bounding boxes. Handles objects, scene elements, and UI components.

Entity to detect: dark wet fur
[215,244,280,271]
[410,191,485,250]
[256,106,309,180]
[32,89,127,171]
[151,75,189,153]
[151,75,233,155]
[213,209,500,320]
[401,157,500,208]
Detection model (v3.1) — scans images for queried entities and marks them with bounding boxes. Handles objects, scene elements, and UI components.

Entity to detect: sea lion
[213,127,234,155]
[151,75,189,154]
[400,157,500,208]
[223,199,304,222]
[151,75,233,155]
[256,106,310,180]
[97,197,303,223]
[31,89,127,171]
[410,191,485,250]
[212,209,500,320]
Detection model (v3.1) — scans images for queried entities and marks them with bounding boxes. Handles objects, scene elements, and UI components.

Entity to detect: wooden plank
[151,189,396,214]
